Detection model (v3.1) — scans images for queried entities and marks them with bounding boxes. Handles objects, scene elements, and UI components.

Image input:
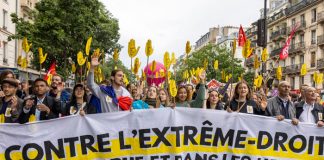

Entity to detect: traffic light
[257,19,266,48]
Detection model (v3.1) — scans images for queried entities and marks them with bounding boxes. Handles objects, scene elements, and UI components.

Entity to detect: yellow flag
[164,52,171,69]
[254,55,260,69]
[276,66,282,80]
[232,38,236,55]
[77,51,86,66]
[113,48,119,61]
[300,64,307,76]
[169,79,177,97]
[85,37,92,56]
[185,41,191,54]
[256,75,263,88]
[133,57,141,75]
[0,114,4,123]
[71,64,76,73]
[214,60,218,70]
[28,114,36,122]
[150,60,156,72]
[221,70,226,81]
[171,52,176,65]
[38,48,47,64]
[242,39,253,58]
[128,39,140,58]
[123,74,129,86]
[203,59,208,70]
[317,73,323,84]
[145,39,154,57]
[261,48,268,62]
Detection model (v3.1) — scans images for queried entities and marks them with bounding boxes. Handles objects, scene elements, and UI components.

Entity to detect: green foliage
[175,44,245,83]
[243,71,255,87]
[9,0,121,79]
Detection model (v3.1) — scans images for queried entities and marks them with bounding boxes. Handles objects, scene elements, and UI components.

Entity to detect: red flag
[279,24,299,60]
[44,61,56,85]
[238,25,246,47]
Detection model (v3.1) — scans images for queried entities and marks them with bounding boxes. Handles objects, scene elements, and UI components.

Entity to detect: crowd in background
[0,54,323,127]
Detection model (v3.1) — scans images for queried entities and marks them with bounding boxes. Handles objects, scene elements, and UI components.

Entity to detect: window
[291,57,295,65]
[311,52,316,67]
[300,55,304,64]
[311,75,315,87]
[311,9,317,23]
[2,9,8,29]
[291,18,296,26]
[2,41,7,63]
[290,77,295,89]
[300,76,304,87]
[300,14,305,23]
[299,34,304,43]
[311,30,316,44]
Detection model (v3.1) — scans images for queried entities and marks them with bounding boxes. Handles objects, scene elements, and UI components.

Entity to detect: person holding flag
[87,52,132,112]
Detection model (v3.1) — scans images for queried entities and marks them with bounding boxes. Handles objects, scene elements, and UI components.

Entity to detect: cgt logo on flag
[279,23,299,60]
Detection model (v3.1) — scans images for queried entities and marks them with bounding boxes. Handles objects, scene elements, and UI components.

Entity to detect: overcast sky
[102,0,265,70]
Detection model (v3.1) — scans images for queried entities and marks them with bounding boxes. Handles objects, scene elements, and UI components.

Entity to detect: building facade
[266,0,324,90]
[0,0,19,70]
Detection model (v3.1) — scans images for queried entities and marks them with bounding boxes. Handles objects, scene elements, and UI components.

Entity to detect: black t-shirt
[227,99,265,115]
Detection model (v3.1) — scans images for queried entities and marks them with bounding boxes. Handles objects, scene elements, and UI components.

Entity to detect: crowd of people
[0,55,323,127]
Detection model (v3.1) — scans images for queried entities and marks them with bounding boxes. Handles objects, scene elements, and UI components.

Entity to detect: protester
[226,81,266,115]
[265,81,298,125]
[143,86,159,108]
[48,74,71,115]
[0,78,23,123]
[176,71,206,108]
[87,54,132,112]
[0,70,15,98]
[64,84,96,116]
[19,78,61,123]
[295,86,324,127]
[203,88,224,110]
[157,89,171,108]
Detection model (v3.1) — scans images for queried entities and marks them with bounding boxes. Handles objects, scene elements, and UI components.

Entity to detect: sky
[102,0,265,70]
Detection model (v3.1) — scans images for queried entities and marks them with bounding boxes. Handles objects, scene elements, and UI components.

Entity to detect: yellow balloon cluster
[77,51,86,66]
[169,79,177,97]
[128,39,140,58]
[85,37,92,56]
[145,39,154,57]
[38,48,47,64]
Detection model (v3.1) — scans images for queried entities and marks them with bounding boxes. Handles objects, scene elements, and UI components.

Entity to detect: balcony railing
[318,35,324,46]
[289,42,305,54]
[21,0,33,11]
[268,10,286,24]
[270,28,287,41]
[270,48,282,57]
[285,64,301,74]
[318,11,324,23]
[286,0,320,16]
[317,59,324,70]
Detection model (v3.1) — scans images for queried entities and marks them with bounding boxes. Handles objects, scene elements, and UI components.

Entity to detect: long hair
[142,86,159,108]
[70,85,87,104]
[206,89,221,109]
[157,89,170,107]
[176,85,189,103]
[232,81,252,101]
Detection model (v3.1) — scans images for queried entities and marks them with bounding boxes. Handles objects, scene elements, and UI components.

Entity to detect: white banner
[0,108,323,160]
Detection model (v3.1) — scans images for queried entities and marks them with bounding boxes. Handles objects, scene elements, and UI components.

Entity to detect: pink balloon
[144,61,166,86]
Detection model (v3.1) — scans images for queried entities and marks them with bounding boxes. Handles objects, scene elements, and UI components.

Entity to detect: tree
[175,44,245,83]
[9,0,121,79]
